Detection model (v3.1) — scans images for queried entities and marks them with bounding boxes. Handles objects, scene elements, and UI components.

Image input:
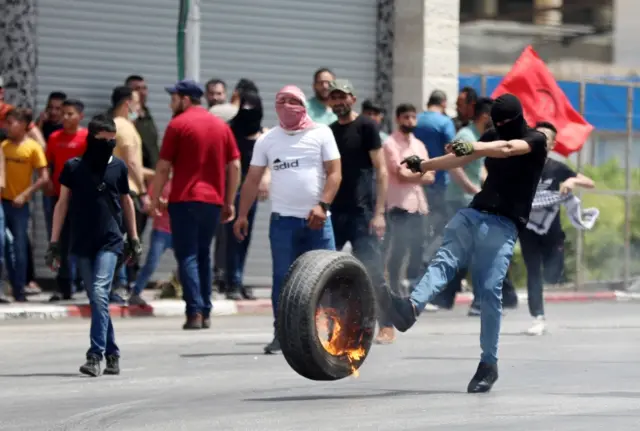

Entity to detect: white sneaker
[526,316,547,336]
[424,303,440,312]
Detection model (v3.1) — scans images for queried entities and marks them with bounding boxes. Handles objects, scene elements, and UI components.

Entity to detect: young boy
[46,114,141,377]
[46,99,88,301]
[129,178,172,307]
[1,108,49,302]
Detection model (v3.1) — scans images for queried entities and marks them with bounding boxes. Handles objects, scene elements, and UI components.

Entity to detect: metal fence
[464,74,640,291]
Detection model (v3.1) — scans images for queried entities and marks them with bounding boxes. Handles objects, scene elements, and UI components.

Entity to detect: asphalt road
[1,302,640,431]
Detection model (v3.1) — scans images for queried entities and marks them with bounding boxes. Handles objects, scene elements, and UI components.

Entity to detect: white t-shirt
[250,125,340,218]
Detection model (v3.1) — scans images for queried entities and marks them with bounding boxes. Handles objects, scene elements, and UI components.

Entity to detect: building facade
[1,0,460,284]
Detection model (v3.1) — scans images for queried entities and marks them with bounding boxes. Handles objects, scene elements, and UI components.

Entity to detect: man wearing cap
[327,79,394,343]
[150,79,241,330]
[361,99,389,142]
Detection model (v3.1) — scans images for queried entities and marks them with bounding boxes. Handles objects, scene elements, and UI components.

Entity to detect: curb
[0,290,637,321]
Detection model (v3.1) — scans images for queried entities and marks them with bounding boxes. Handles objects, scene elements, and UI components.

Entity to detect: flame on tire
[315,308,366,378]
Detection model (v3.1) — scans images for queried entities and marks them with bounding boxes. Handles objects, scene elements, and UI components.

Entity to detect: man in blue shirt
[413,90,456,262]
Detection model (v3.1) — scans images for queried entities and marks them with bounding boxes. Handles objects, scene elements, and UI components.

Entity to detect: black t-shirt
[534,158,577,239]
[42,121,63,143]
[329,115,382,213]
[59,157,130,257]
[235,135,257,181]
[469,128,548,230]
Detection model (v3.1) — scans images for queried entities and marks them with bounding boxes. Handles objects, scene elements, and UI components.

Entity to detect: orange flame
[316,308,366,378]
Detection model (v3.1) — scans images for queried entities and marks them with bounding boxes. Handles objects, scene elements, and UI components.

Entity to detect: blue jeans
[76,251,120,360]
[269,213,336,324]
[169,202,220,318]
[410,208,518,365]
[133,230,172,295]
[224,194,257,287]
[3,200,30,301]
[332,210,392,328]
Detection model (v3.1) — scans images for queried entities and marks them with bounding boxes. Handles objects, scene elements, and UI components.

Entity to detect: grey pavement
[1,302,640,430]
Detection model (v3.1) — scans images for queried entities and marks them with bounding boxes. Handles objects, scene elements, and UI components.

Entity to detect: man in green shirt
[307,68,338,125]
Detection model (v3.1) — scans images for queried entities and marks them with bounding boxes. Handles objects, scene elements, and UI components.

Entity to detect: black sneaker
[241,286,257,301]
[378,286,417,332]
[264,337,281,354]
[467,362,499,393]
[79,356,101,377]
[225,287,243,301]
[104,355,120,375]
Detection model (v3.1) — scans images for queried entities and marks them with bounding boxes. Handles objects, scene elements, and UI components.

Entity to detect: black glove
[451,138,474,157]
[401,155,425,173]
[125,238,143,267]
[45,242,61,271]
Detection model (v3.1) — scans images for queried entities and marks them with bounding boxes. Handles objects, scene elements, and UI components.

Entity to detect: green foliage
[509,159,638,287]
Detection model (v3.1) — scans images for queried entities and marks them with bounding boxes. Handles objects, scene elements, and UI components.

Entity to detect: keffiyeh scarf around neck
[527,184,599,235]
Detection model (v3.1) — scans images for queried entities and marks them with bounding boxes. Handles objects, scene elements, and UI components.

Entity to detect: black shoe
[502,294,519,310]
[79,356,101,377]
[241,286,256,301]
[202,317,211,329]
[378,286,417,333]
[264,337,281,354]
[467,362,499,393]
[104,355,120,375]
[225,288,243,301]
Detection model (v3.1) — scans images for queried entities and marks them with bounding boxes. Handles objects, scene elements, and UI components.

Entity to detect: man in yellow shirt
[1,108,48,302]
[110,86,153,296]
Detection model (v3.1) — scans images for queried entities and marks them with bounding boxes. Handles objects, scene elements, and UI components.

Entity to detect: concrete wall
[613,0,640,68]
[392,0,460,116]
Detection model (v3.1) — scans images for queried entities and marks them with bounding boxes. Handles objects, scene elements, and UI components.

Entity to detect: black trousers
[386,208,425,296]
[332,209,392,328]
[519,228,565,317]
[126,193,149,284]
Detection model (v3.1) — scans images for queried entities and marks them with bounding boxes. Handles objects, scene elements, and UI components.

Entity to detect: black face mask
[491,94,527,141]
[399,125,415,134]
[82,135,116,179]
[231,108,262,137]
[230,91,263,137]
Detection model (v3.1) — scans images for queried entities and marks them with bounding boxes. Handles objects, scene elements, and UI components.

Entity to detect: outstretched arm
[473,139,533,158]
[417,152,481,173]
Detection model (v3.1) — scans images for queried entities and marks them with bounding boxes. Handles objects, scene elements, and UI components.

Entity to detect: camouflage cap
[328,79,356,96]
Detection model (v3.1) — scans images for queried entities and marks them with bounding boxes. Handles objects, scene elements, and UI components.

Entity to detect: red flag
[490,45,593,156]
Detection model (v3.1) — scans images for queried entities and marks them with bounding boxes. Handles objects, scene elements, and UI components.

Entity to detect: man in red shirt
[150,80,241,330]
[46,99,88,301]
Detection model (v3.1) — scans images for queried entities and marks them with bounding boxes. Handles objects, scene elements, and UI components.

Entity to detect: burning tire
[277,250,377,381]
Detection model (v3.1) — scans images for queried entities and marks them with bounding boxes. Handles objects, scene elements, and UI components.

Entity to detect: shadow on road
[403,356,637,364]
[180,352,263,358]
[0,372,83,378]
[245,389,461,402]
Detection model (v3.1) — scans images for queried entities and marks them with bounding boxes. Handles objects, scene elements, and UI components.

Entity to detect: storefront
[31,0,381,283]
[3,0,459,285]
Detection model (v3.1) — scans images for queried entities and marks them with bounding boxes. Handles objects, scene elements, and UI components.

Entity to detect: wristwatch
[319,201,330,212]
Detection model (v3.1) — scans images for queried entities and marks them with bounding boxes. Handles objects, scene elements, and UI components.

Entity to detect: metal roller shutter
[34,0,377,285]
[34,0,178,281]
[202,0,377,285]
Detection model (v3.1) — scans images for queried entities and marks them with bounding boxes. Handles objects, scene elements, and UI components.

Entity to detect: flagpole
[624,85,633,290]
[575,80,586,291]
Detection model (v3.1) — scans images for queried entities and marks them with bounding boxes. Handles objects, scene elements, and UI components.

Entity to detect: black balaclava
[82,134,116,179]
[230,91,263,138]
[490,94,527,141]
